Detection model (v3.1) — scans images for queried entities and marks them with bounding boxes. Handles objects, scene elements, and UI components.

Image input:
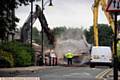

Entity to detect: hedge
[0,41,35,67]
[0,49,14,67]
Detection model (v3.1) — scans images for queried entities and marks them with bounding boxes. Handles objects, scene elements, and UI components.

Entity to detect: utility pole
[106,0,120,79]
[40,0,53,65]
[30,0,34,65]
[113,12,118,80]
[31,0,33,48]
[40,0,44,65]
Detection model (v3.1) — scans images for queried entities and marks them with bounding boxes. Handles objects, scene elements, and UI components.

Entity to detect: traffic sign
[106,0,120,12]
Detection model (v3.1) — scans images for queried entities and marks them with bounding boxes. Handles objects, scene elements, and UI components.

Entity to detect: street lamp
[49,0,53,6]
[113,12,118,80]
[30,0,33,48]
[41,0,53,65]
[30,0,34,65]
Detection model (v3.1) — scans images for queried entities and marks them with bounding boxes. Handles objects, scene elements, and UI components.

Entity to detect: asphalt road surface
[16,66,108,80]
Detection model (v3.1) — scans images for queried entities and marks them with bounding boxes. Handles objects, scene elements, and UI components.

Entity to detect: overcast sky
[16,0,109,31]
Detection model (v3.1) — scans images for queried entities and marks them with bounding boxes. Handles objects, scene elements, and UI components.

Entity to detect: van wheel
[90,64,95,68]
[109,65,112,68]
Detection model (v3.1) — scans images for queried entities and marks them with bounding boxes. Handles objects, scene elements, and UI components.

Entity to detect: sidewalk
[0,66,53,77]
[0,77,41,80]
[104,69,120,80]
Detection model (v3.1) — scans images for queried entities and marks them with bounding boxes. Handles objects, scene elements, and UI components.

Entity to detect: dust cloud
[55,29,91,65]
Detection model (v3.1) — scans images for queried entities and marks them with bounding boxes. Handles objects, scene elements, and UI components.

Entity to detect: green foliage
[45,27,66,48]
[52,27,67,38]
[0,49,14,67]
[32,27,40,37]
[84,26,94,44]
[0,41,35,67]
[117,20,120,58]
[84,24,113,46]
[14,49,32,66]
[98,24,113,46]
[32,27,50,47]
[117,20,120,27]
[0,0,33,42]
[117,41,120,62]
[0,17,7,41]
[32,27,41,43]
[32,26,67,48]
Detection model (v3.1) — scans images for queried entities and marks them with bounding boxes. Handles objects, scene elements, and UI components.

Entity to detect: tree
[117,20,120,32]
[40,26,66,48]
[31,26,67,48]
[32,27,41,43]
[84,26,94,44]
[117,20,120,63]
[84,24,113,46]
[0,0,34,43]
[52,27,67,38]
[37,26,66,48]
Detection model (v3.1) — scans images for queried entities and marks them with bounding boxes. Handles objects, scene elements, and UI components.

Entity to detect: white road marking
[0,77,41,80]
[63,72,91,77]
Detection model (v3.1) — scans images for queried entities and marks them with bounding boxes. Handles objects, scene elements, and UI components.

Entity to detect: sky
[15,0,109,31]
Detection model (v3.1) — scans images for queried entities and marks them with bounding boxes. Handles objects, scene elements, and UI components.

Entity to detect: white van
[90,46,113,67]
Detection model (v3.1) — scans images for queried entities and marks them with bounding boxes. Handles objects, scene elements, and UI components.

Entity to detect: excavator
[93,0,115,51]
[20,5,55,46]
[20,0,114,49]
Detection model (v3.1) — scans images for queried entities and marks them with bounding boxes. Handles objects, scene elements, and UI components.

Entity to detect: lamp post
[30,0,35,65]
[41,0,53,65]
[113,12,118,80]
[31,0,33,48]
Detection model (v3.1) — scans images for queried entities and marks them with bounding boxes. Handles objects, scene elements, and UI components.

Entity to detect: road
[16,66,108,80]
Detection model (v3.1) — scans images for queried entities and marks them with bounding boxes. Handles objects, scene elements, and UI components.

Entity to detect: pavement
[0,77,41,80]
[0,63,87,77]
[0,66,54,77]
[0,65,116,80]
[96,68,112,80]
[104,69,120,80]
[0,66,61,80]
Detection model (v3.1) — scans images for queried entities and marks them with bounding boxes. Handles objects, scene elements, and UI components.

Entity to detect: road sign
[106,0,120,12]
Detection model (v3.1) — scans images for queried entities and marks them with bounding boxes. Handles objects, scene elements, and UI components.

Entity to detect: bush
[0,41,35,67]
[0,49,14,67]
[14,48,32,66]
[117,41,120,62]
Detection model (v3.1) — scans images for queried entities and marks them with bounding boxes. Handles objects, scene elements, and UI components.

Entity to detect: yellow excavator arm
[93,0,114,47]
[93,0,100,46]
